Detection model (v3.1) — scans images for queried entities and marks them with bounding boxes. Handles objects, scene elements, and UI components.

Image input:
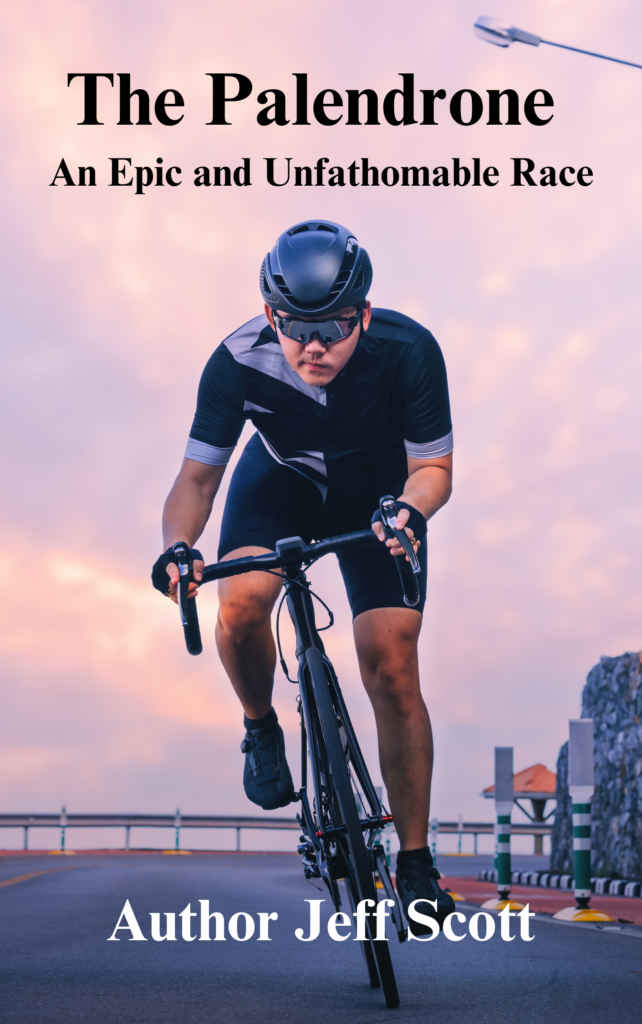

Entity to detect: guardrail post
[175,808,181,851]
[23,826,29,850]
[430,817,438,860]
[457,813,463,854]
[236,827,241,851]
[125,825,130,851]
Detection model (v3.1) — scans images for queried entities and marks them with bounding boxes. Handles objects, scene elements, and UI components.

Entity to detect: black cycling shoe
[395,847,456,934]
[241,709,295,811]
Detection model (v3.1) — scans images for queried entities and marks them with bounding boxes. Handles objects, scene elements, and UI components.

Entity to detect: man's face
[265,301,372,387]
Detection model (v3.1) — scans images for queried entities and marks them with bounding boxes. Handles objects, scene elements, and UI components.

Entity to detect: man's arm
[399,452,452,518]
[161,458,226,602]
[372,453,452,556]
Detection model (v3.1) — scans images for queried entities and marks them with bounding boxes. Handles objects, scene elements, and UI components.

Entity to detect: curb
[479,868,642,897]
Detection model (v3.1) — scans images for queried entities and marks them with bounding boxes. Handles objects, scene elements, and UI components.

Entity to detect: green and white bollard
[482,747,523,910]
[553,718,612,922]
[494,747,514,901]
[572,801,592,907]
[569,719,594,907]
[496,812,512,897]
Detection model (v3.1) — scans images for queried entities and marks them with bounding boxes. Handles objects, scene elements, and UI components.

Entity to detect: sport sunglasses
[274,308,362,346]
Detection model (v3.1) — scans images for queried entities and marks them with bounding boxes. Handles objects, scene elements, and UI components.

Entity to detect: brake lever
[380,496,421,574]
[173,542,192,626]
[172,542,203,655]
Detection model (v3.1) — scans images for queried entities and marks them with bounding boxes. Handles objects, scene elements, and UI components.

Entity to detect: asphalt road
[1,852,641,1024]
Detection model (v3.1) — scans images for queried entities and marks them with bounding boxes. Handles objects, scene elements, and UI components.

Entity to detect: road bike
[172,497,422,1008]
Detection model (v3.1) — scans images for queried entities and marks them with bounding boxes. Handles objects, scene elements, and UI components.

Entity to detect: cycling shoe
[395,846,456,934]
[241,708,295,811]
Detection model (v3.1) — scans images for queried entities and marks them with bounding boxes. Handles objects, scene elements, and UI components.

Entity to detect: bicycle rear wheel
[305,646,400,1009]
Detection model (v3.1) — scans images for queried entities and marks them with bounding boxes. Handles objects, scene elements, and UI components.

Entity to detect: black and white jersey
[186,308,452,501]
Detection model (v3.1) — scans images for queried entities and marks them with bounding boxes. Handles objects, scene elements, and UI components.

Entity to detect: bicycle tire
[344,875,380,989]
[305,646,400,1009]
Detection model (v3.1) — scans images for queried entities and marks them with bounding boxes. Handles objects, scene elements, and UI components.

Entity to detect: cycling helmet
[260,219,373,316]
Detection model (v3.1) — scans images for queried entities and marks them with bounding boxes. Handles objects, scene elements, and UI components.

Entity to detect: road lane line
[0,867,77,889]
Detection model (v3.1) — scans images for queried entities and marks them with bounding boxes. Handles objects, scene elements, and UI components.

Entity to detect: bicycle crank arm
[374,845,407,943]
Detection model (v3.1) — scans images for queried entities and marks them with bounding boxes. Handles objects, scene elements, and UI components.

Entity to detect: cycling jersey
[185,308,453,502]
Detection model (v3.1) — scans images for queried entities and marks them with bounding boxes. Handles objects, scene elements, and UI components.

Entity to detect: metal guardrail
[0,813,551,853]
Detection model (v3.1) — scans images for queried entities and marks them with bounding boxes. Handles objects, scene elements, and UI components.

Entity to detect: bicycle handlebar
[175,505,421,654]
[200,529,378,584]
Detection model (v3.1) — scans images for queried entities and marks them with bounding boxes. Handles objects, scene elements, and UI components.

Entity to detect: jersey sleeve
[402,330,453,459]
[185,344,246,466]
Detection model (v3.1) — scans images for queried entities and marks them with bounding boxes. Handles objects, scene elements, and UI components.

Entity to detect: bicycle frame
[184,511,417,947]
[275,541,402,934]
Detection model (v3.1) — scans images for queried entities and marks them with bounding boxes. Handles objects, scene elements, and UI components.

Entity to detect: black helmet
[260,219,373,316]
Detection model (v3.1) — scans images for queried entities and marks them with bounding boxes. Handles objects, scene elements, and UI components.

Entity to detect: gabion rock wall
[551,652,642,879]
[550,740,573,874]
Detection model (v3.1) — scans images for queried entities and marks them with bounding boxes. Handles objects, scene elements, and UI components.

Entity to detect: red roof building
[482,762,556,801]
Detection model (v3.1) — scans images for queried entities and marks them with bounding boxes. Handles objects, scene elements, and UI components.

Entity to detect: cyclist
[152,220,455,931]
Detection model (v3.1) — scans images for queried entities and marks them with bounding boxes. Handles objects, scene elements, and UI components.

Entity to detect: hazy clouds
[1,0,641,846]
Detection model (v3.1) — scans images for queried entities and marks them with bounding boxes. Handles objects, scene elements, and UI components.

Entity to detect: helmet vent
[350,270,364,293]
[272,273,293,297]
[327,271,351,301]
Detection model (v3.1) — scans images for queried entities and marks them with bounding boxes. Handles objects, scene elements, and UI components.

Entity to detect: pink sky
[1,0,641,850]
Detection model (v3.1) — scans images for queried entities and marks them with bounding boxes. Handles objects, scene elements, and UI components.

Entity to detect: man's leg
[215,546,294,810]
[353,607,432,851]
[215,546,284,719]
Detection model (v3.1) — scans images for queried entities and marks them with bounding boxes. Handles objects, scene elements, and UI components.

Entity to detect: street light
[474,16,642,69]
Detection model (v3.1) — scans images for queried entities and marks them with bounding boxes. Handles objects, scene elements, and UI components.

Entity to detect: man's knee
[354,609,423,711]
[371,660,421,709]
[217,588,274,639]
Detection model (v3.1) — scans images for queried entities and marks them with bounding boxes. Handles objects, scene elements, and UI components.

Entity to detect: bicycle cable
[221,565,334,682]
[267,573,334,683]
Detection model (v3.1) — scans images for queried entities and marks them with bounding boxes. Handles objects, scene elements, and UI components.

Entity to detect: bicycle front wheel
[305,646,400,1009]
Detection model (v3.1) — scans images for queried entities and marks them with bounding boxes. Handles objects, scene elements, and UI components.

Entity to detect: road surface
[1,852,640,1023]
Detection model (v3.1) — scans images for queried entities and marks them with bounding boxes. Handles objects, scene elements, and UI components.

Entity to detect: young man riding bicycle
[152,220,455,931]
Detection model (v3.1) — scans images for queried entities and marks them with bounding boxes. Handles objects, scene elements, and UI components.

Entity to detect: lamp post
[474,16,642,69]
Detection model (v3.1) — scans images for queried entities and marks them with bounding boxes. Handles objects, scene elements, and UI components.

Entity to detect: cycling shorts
[218,433,427,619]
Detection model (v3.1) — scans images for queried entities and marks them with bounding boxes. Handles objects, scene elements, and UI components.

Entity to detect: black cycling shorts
[218,434,427,619]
